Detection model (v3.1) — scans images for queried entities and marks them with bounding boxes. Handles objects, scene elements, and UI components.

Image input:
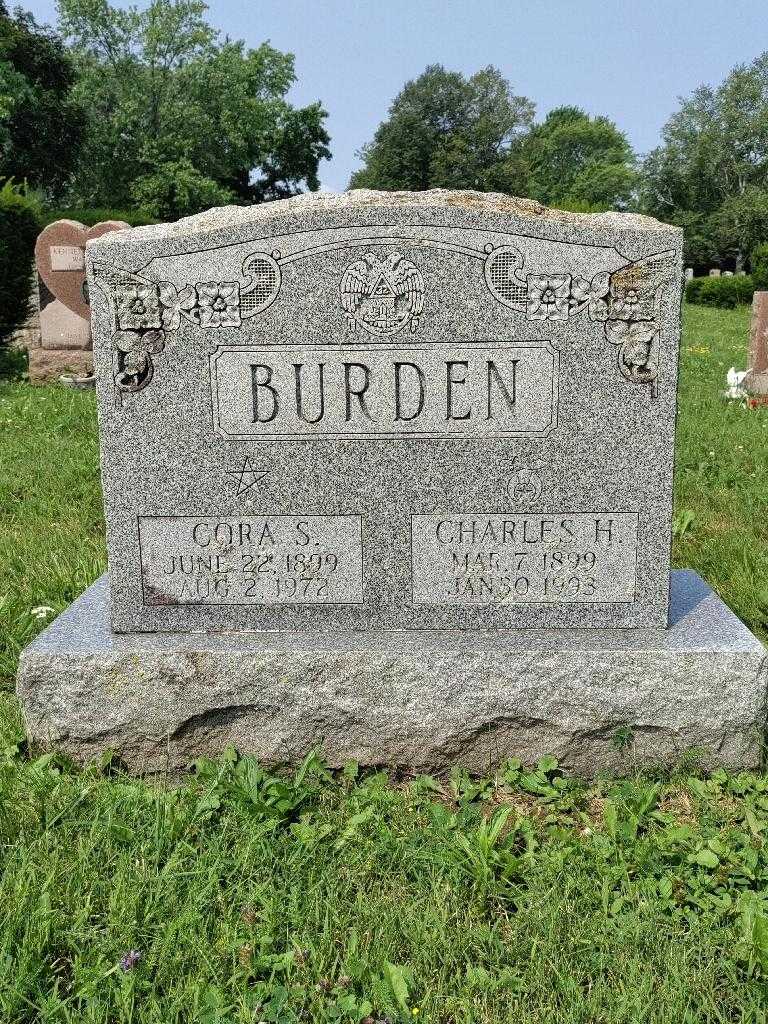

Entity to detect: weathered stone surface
[39,294,91,350]
[86,190,683,633]
[16,571,767,777]
[746,290,768,396]
[28,346,93,383]
[12,324,41,350]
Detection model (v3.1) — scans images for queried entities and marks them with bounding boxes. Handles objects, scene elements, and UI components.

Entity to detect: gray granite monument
[16,190,767,775]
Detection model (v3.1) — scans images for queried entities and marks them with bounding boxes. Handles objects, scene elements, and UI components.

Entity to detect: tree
[349,65,534,192]
[129,157,235,219]
[0,1,86,198]
[517,106,637,210]
[56,0,331,215]
[640,53,768,269]
[711,186,768,266]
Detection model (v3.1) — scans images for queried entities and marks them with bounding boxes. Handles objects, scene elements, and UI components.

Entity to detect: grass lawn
[673,304,768,639]
[0,303,767,1022]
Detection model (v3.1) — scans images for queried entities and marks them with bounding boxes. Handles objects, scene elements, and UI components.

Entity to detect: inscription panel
[212,342,559,440]
[138,515,363,605]
[411,513,639,605]
[50,245,85,271]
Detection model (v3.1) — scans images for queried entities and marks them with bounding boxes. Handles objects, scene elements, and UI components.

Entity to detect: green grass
[0,303,767,1022]
[673,304,768,639]
[0,375,105,683]
[2,746,768,1022]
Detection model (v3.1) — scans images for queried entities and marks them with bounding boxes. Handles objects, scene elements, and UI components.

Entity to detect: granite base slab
[16,571,768,777]
[28,347,93,383]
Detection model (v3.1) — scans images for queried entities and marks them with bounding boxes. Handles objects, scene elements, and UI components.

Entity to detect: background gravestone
[745,290,768,396]
[15,191,768,776]
[28,219,129,381]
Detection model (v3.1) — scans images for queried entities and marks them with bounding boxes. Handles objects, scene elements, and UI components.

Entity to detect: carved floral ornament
[483,244,676,391]
[92,251,281,394]
[93,239,675,396]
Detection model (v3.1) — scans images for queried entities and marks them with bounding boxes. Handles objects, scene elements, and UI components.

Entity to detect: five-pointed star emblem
[227,456,268,496]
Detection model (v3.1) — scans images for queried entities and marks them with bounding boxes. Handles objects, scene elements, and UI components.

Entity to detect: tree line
[2,0,768,269]
[0,0,331,219]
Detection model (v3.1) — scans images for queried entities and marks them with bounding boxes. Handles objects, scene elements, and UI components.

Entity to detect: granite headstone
[31,219,129,376]
[86,191,681,633]
[16,191,767,775]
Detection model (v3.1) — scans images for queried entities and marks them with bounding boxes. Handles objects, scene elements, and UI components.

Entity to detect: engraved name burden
[411,513,639,604]
[139,515,363,605]
[212,342,559,440]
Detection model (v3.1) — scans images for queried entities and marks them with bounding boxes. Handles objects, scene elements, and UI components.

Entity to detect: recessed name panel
[211,342,559,440]
[50,245,85,271]
[411,512,639,605]
[139,515,363,605]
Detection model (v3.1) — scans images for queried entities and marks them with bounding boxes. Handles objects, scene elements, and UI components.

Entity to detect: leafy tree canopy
[517,105,636,210]
[56,0,331,216]
[0,1,86,197]
[640,52,768,268]
[349,64,534,192]
[350,70,636,214]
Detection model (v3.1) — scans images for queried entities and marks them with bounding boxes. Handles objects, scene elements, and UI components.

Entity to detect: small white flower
[30,605,55,620]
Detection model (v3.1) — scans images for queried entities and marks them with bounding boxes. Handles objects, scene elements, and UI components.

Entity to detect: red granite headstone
[746,291,768,396]
[34,219,129,350]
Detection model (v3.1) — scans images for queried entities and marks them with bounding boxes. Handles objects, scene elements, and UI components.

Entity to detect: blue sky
[24,0,768,191]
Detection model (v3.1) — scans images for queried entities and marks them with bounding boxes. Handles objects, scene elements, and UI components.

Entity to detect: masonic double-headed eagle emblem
[340,251,425,337]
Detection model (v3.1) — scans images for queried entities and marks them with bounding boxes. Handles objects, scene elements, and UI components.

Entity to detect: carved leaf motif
[159,282,198,329]
[112,328,165,394]
[570,277,591,303]
[113,329,144,354]
[605,320,659,385]
[587,272,611,322]
[605,320,656,347]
